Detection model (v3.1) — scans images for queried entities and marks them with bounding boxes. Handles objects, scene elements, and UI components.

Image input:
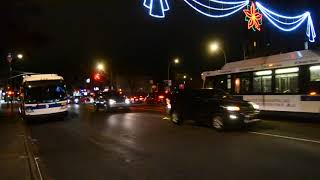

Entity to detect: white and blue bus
[202,50,320,117]
[20,74,68,119]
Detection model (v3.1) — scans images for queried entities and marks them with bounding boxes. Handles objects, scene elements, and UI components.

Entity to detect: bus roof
[23,74,64,83]
[202,50,320,80]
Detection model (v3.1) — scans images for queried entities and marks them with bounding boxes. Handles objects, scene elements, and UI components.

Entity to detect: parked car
[167,88,260,130]
[94,91,130,112]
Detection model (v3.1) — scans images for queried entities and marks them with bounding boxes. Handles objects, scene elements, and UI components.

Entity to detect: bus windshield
[24,80,67,103]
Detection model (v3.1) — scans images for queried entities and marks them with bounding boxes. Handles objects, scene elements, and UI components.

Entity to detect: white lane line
[34,157,44,180]
[249,131,320,144]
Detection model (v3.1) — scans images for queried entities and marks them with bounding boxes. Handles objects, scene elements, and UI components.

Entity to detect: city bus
[20,74,68,119]
[202,50,320,117]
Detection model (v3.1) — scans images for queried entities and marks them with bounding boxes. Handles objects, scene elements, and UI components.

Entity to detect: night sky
[1,0,320,86]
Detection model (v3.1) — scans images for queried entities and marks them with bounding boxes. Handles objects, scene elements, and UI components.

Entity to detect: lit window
[275,67,299,74]
[227,79,231,90]
[254,70,272,76]
[275,73,299,93]
[235,78,240,94]
[310,65,320,81]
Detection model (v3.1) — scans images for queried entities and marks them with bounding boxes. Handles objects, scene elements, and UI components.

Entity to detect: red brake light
[158,95,164,99]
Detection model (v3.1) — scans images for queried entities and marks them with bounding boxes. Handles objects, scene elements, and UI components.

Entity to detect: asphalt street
[25,104,320,180]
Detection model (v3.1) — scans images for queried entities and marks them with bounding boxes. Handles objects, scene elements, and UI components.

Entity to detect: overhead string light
[143,0,317,42]
[183,0,249,18]
[256,2,316,42]
[143,0,170,18]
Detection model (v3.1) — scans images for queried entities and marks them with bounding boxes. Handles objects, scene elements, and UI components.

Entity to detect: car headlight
[74,98,79,103]
[249,102,259,110]
[125,98,130,104]
[225,106,240,111]
[109,99,116,105]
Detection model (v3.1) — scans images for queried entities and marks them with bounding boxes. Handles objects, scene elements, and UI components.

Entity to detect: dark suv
[167,89,260,130]
[94,91,130,112]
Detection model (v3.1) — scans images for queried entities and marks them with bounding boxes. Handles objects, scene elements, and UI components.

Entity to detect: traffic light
[94,73,101,81]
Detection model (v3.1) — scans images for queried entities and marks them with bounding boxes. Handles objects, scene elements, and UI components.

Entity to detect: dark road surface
[27,104,320,180]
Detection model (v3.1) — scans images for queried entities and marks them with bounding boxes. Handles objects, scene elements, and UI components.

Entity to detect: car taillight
[158,95,164,99]
[7,91,14,96]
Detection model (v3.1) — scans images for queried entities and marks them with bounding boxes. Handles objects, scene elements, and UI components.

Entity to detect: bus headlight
[225,106,240,111]
[109,99,116,105]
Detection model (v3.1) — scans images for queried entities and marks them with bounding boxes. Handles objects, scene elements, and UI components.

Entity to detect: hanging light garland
[182,0,249,18]
[143,0,170,18]
[256,2,316,42]
[143,0,317,42]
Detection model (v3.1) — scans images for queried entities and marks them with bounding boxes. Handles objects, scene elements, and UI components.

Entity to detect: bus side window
[234,73,251,94]
[253,70,272,94]
[235,78,240,94]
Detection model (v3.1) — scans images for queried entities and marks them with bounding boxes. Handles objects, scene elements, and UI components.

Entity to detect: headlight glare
[249,102,259,110]
[109,99,116,105]
[226,106,240,111]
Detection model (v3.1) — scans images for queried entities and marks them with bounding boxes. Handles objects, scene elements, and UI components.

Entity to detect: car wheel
[104,105,111,113]
[171,110,183,125]
[95,106,99,112]
[212,114,224,130]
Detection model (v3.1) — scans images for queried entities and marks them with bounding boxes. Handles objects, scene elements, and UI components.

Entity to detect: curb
[23,121,43,180]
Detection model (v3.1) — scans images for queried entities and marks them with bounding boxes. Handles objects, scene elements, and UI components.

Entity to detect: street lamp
[168,58,180,85]
[17,54,23,60]
[96,63,104,71]
[208,42,227,65]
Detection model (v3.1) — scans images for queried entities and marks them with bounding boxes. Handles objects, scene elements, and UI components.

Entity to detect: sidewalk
[0,103,31,180]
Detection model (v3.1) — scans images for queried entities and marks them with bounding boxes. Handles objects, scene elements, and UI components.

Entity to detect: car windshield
[24,80,67,103]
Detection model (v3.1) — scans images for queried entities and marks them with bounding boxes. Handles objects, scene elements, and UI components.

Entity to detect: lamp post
[208,42,227,65]
[6,53,23,111]
[167,58,179,86]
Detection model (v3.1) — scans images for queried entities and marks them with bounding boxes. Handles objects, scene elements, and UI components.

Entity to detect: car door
[190,90,208,120]
[195,91,221,121]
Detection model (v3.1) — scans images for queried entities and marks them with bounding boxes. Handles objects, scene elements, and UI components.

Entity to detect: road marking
[34,157,44,180]
[249,131,320,144]
[162,116,170,120]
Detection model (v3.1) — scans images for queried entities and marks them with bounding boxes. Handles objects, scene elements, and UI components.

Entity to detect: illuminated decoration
[243,2,262,31]
[143,0,317,42]
[143,0,170,18]
[256,2,316,42]
[183,0,249,18]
